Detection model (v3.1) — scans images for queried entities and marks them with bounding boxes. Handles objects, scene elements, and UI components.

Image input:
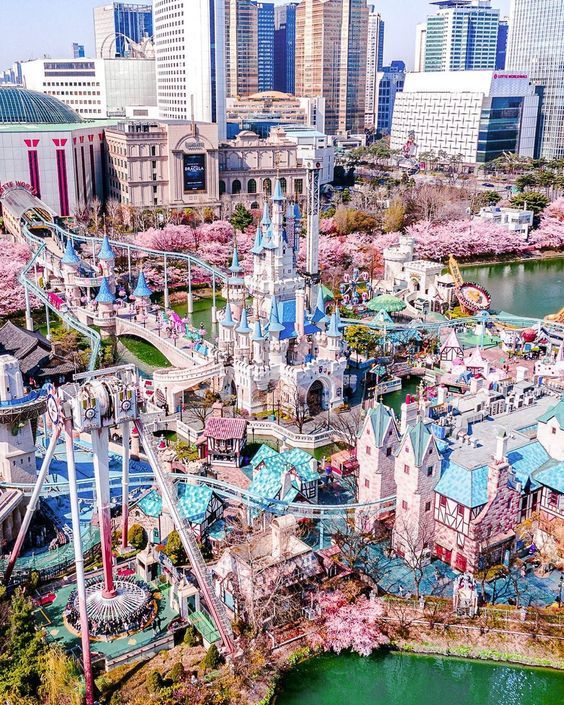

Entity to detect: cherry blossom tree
[0,241,38,318]
[308,590,388,657]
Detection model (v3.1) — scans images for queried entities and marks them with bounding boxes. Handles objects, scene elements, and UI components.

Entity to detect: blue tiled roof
[507,441,550,491]
[251,227,263,255]
[251,444,278,469]
[311,287,329,324]
[132,271,152,298]
[435,460,489,508]
[278,298,319,340]
[61,239,81,266]
[138,485,218,525]
[533,462,564,494]
[248,444,318,500]
[268,296,285,333]
[95,277,114,304]
[98,234,115,261]
[537,397,564,431]
[137,489,162,518]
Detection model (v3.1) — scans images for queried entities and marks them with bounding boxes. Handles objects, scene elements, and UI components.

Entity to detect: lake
[276,651,564,705]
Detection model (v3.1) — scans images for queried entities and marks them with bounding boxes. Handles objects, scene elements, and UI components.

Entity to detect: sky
[0,0,511,71]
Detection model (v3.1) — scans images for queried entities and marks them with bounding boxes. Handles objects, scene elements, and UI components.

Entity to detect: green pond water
[276,652,564,705]
[462,257,564,319]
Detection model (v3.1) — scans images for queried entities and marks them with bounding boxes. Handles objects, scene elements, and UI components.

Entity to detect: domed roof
[0,87,83,125]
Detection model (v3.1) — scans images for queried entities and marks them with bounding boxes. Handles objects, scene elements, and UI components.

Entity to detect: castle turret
[132,270,152,315]
[226,242,246,318]
[251,319,267,366]
[95,276,116,336]
[235,307,251,361]
[61,239,82,307]
[98,235,116,292]
[219,301,236,353]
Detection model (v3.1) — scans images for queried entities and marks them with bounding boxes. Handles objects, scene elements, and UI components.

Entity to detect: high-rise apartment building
[365,7,385,127]
[376,61,405,134]
[274,3,298,94]
[495,17,508,70]
[73,43,86,59]
[153,0,226,137]
[225,0,258,97]
[94,2,153,58]
[414,23,427,72]
[423,0,500,72]
[296,0,368,135]
[507,0,564,160]
[254,2,275,92]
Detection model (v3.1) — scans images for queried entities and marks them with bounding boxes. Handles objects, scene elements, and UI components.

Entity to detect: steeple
[327,311,340,338]
[236,306,251,334]
[251,319,265,341]
[95,276,114,304]
[229,242,243,274]
[261,201,271,227]
[251,226,263,255]
[61,239,81,267]
[273,178,284,202]
[221,301,235,328]
[268,296,285,334]
[132,270,152,299]
[311,286,328,324]
[98,234,115,261]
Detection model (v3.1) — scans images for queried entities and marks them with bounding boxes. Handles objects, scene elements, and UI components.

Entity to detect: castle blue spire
[272,178,284,202]
[293,202,301,220]
[285,202,295,220]
[133,270,152,298]
[268,296,285,333]
[98,234,115,261]
[311,287,328,324]
[221,301,235,328]
[251,319,265,341]
[263,224,277,250]
[61,238,81,266]
[229,242,243,273]
[261,201,271,226]
[251,226,263,255]
[95,276,114,304]
[236,307,251,334]
[327,311,340,338]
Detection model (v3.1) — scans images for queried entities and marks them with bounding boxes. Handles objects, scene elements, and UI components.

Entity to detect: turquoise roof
[249,444,318,501]
[507,441,549,491]
[133,270,152,298]
[251,227,264,255]
[261,201,271,226]
[262,224,278,250]
[236,307,251,334]
[137,486,218,525]
[364,403,396,447]
[137,489,162,518]
[272,178,284,201]
[370,310,394,326]
[537,396,564,431]
[95,276,114,304]
[533,462,564,494]
[268,296,285,333]
[221,301,235,328]
[0,86,83,124]
[61,239,81,266]
[407,421,433,467]
[311,287,328,324]
[435,460,489,509]
[98,234,115,261]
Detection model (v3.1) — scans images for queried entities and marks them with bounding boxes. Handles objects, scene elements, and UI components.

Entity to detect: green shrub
[201,644,222,672]
[146,669,163,693]
[167,661,185,683]
[127,523,147,550]
[183,624,201,647]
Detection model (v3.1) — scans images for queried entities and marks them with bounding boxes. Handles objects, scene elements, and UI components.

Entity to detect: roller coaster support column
[64,416,94,705]
[187,260,194,316]
[163,254,169,310]
[211,271,217,324]
[3,424,62,584]
[91,426,116,598]
[127,246,132,284]
[121,421,130,550]
[45,304,51,339]
[24,285,33,332]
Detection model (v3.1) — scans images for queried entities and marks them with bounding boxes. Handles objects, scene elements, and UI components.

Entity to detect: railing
[153,363,223,385]
[248,419,334,448]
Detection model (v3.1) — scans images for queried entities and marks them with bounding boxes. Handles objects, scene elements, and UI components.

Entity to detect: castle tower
[235,307,251,362]
[392,420,440,562]
[95,276,116,337]
[98,235,116,293]
[251,319,267,367]
[357,403,400,506]
[61,239,82,308]
[225,243,246,320]
[219,301,236,354]
[267,295,285,366]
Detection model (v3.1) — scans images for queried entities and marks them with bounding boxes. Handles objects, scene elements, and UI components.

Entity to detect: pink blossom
[0,240,38,317]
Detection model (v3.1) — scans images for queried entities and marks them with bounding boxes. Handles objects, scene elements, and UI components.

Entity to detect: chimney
[295,289,305,338]
[495,428,508,463]
[515,366,528,382]
[400,400,418,434]
[211,401,224,418]
[271,516,295,559]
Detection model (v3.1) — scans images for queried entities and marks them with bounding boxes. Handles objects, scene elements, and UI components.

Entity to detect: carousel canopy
[367,294,406,313]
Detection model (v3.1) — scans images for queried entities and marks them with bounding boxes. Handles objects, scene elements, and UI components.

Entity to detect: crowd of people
[64,576,155,639]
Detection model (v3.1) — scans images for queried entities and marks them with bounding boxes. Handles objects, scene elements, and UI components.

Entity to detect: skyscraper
[423,0,500,72]
[274,2,298,94]
[154,0,226,137]
[296,0,368,135]
[507,0,564,159]
[225,0,258,98]
[495,17,508,70]
[376,61,405,134]
[94,2,153,58]
[253,2,275,92]
[365,7,385,127]
[414,23,427,72]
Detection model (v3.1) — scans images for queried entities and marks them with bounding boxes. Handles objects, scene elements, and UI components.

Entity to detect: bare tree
[105,198,122,235]
[392,515,436,598]
[329,406,364,448]
[183,388,220,428]
[89,197,102,234]
[284,381,309,434]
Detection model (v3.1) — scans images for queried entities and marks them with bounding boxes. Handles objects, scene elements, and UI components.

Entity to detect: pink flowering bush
[309,590,388,657]
[0,240,38,317]
[529,199,564,249]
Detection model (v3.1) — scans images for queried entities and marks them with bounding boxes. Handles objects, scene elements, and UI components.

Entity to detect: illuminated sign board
[183,154,206,192]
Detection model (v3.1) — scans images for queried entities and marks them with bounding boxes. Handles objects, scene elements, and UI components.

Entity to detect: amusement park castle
[218,180,346,415]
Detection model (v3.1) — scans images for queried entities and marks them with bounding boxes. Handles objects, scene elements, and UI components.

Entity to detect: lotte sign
[0,181,36,199]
